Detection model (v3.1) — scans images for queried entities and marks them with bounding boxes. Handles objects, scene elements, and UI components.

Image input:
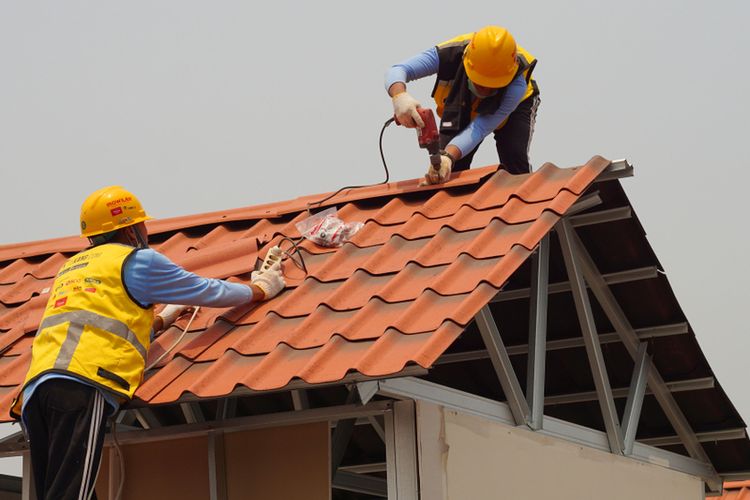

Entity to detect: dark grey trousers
[452,94,541,174]
[24,379,113,500]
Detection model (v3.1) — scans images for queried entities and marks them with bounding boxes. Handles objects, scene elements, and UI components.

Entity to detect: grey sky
[1,0,749,477]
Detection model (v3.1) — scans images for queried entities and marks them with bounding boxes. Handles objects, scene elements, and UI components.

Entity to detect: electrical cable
[276,236,308,275]
[274,117,396,274]
[145,306,201,372]
[305,117,395,211]
[105,118,397,497]
[111,418,125,500]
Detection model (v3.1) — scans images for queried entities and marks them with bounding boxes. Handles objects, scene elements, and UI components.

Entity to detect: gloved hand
[251,262,286,300]
[157,304,190,328]
[424,153,453,184]
[392,92,425,128]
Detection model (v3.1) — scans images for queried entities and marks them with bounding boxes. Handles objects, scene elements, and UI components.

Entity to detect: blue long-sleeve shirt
[385,46,528,156]
[23,245,253,414]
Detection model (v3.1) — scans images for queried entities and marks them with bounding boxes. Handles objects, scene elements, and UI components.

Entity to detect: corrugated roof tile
[0,157,611,418]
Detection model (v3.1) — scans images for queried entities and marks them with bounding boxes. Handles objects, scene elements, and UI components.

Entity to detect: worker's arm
[384,47,439,94]
[448,74,528,159]
[385,47,439,128]
[123,248,263,309]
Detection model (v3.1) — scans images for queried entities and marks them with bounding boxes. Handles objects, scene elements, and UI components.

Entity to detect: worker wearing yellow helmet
[12,186,286,499]
[386,26,539,183]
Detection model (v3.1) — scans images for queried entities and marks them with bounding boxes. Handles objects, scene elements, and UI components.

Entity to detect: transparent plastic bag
[295,207,364,248]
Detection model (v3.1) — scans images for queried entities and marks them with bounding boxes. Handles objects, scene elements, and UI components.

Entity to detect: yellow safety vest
[11,244,153,417]
[431,33,538,135]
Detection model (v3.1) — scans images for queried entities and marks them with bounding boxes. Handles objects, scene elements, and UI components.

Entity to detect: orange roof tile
[717,482,750,499]
[0,157,611,419]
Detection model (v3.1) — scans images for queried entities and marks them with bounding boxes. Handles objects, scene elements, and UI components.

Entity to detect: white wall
[417,402,704,500]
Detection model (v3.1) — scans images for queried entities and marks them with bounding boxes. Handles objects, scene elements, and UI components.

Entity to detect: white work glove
[251,262,286,300]
[392,92,425,128]
[424,153,453,185]
[157,304,190,328]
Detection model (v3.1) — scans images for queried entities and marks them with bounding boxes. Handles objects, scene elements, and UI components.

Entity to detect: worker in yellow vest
[11,186,285,500]
[386,25,540,183]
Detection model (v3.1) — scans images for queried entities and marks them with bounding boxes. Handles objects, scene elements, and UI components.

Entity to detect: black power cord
[305,117,395,211]
[272,117,396,275]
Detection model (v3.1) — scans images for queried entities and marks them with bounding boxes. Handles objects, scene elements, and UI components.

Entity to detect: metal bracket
[595,159,634,182]
[357,380,380,406]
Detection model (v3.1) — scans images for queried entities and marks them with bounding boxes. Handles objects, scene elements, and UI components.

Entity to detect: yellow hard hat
[80,186,152,237]
[463,26,519,88]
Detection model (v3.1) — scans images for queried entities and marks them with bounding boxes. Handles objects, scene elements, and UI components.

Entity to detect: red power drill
[395,108,441,169]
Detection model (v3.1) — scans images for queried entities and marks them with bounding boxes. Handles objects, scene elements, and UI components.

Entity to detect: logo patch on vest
[54,297,67,308]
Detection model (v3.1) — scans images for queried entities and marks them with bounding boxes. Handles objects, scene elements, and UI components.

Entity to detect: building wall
[99,435,209,500]
[96,422,329,500]
[224,422,329,500]
[416,402,704,500]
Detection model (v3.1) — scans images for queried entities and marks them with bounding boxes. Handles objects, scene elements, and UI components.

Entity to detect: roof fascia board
[133,366,428,407]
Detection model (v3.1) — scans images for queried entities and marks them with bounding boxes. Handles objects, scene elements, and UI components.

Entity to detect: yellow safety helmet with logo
[80,186,152,237]
[463,26,519,89]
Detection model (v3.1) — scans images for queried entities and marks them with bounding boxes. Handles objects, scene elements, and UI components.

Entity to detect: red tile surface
[716,482,750,499]
[0,157,611,418]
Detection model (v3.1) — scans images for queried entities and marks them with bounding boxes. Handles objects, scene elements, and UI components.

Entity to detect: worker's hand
[251,262,286,300]
[157,304,190,329]
[392,92,425,128]
[424,153,453,185]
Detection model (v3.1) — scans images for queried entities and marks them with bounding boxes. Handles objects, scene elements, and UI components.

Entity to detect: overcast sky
[1,0,748,478]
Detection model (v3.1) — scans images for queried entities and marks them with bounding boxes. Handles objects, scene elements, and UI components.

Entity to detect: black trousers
[24,379,113,500]
[452,94,541,175]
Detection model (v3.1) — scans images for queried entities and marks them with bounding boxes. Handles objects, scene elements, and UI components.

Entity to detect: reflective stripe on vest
[39,310,148,369]
[10,243,154,419]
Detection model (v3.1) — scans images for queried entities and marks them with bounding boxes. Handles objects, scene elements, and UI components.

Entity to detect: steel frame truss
[526,235,549,430]
[376,376,721,486]
[558,218,624,454]
[556,216,721,492]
